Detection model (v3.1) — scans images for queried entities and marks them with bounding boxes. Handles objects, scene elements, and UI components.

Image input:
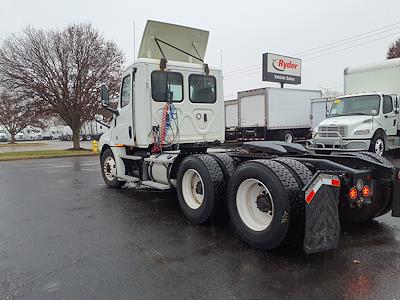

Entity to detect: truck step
[118,175,140,182]
[144,157,175,164]
[141,181,171,190]
[120,155,143,161]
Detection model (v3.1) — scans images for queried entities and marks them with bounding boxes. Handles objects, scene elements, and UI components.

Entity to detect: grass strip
[0,149,98,161]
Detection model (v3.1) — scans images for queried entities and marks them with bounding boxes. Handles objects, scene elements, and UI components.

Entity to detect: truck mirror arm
[103,106,119,117]
[95,118,110,129]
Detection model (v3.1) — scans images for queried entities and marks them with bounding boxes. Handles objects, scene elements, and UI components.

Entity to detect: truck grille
[319,126,347,137]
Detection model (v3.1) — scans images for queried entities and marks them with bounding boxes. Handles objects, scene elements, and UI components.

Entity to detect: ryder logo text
[272,59,299,72]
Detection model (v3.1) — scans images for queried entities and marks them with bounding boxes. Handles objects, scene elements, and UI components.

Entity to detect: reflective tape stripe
[305,176,341,204]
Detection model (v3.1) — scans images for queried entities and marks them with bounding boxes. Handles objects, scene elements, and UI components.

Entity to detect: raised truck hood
[138,20,209,64]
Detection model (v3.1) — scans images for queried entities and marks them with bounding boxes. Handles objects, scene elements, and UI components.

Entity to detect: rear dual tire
[227,159,312,249]
[176,154,225,224]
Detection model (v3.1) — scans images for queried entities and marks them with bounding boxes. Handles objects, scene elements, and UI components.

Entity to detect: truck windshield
[329,95,380,117]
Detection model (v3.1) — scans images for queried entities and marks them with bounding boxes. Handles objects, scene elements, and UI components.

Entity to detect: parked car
[0,129,9,142]
[14,127,43,141]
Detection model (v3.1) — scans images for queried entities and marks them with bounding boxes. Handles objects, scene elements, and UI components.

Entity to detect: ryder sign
[262,53,301,85]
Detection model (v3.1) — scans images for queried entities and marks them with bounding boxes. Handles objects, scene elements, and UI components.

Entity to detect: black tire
[273,158,313,186]
[280,130,294,143]
[209,153,236,179]
[100,149,126,188]
[369,131,386,156]
[176,154,225,224]
[227,160,303,250]
[273,158,314,243]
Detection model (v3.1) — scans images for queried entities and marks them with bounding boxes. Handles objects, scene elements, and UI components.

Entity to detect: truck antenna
[133,21,136,63]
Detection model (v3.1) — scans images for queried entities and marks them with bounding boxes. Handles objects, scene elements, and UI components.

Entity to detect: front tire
[101,149,125,188]
[369,132,386,156]
[281,130,294,143]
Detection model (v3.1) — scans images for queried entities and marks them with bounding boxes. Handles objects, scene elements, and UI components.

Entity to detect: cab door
[112,72,135,145]
[382,95,397,136]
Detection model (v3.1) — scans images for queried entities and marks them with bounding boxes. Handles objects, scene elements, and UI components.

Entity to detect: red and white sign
[263,53,302,84]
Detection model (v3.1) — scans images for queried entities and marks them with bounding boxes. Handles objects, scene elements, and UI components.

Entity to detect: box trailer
[224,99,238,128]
[310,58,400,155]
[236,87,321,142]
[224,99,239,141]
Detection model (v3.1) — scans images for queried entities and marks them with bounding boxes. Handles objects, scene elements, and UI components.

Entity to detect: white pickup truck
[310,58,400,155]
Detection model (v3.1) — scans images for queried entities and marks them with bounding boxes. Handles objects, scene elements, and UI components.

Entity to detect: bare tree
[0,24,123,149]
[387,38,400,59]
[0,91,45,143]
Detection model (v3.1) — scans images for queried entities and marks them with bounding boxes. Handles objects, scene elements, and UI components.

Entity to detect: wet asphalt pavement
[1,156,400,299]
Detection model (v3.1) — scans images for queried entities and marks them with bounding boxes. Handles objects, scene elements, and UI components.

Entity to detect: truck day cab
[99,21,400,254]
[310,58,400,155]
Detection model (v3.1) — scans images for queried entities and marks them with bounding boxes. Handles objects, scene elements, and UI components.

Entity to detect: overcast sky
[1,0,400,99]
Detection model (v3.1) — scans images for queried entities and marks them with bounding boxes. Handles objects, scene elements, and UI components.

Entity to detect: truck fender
[100,145,126,178]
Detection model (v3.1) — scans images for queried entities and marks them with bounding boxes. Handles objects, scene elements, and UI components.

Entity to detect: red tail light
[362,186,370,197]
[349,188,358,200]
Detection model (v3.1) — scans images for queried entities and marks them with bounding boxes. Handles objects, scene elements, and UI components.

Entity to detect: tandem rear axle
[100,141,400,254]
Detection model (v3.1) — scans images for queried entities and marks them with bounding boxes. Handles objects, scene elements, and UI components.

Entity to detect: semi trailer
[98,20,400,254]
[309,58,400,155]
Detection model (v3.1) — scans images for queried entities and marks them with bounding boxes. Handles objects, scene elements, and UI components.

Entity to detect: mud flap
[303,174,341,254]
[391,168,400,217]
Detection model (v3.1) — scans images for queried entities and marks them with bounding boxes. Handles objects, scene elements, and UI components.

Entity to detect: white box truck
[97,20,400,254]
[237,87,321,142]
[224,99,239,141]
[310,58,400,155]
[224,99,239,128]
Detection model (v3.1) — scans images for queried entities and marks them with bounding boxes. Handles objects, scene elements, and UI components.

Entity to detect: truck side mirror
[100,84,110,107]
[370,109,378,116]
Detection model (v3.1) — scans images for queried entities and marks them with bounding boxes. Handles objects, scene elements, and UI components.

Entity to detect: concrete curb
[0,152,99,162]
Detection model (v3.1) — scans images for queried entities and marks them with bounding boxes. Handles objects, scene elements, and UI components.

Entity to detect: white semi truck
[98,20,400,254]
[310,58,400,155]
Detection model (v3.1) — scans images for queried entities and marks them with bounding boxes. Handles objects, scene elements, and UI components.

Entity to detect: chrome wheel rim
[374,139,384,156]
